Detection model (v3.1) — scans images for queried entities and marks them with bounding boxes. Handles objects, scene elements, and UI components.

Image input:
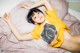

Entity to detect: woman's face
[32,12,45,24]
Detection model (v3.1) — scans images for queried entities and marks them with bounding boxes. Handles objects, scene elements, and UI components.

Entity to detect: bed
[0,0,80,53]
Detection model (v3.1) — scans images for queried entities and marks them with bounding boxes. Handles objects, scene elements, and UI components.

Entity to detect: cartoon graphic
[41,23,57,44]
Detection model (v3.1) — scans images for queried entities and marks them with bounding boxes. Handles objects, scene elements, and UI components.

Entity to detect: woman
[3,0,80,52]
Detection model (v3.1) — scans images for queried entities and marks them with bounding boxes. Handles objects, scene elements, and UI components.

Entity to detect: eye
[37,12,39,14]
[34,17,36,19]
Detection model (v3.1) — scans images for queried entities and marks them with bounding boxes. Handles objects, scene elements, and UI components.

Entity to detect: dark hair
[27,8,43,24]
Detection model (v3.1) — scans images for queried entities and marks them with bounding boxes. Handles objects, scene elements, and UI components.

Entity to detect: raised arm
[22,0,53,10]
[3,13,34,41]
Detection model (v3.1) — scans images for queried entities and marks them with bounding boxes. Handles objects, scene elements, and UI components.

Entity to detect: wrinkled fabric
[63,13,80,35]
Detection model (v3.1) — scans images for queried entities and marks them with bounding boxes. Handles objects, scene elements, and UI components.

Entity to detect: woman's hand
[21,3,31,9]
[3,13,10,22]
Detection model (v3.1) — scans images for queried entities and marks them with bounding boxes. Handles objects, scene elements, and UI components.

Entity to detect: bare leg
[71,35,80,53]
[72,52,79,53]
[60,30,80,52]
[71,35,80,44]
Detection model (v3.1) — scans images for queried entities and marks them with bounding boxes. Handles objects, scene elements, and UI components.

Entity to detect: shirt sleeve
[31,26,40,40]
[45,8,70,31]
[45,8,58,19]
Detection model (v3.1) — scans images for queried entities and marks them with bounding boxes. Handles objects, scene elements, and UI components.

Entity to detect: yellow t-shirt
[31,8,70,47]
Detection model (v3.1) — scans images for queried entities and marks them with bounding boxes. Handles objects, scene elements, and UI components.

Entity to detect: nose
[38,14,42,18]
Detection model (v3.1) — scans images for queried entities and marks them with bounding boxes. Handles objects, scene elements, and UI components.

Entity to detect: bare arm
[22,0,53,10]
[3,13,34,41]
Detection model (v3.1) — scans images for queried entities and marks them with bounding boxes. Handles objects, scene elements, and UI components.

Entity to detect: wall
[0,0,22,17]
[67,0,80,12]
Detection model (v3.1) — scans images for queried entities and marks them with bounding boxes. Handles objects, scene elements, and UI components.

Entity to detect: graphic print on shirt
[41,23,57,44]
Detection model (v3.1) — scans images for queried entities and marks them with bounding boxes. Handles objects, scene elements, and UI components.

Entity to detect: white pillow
[10,3,35,34]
